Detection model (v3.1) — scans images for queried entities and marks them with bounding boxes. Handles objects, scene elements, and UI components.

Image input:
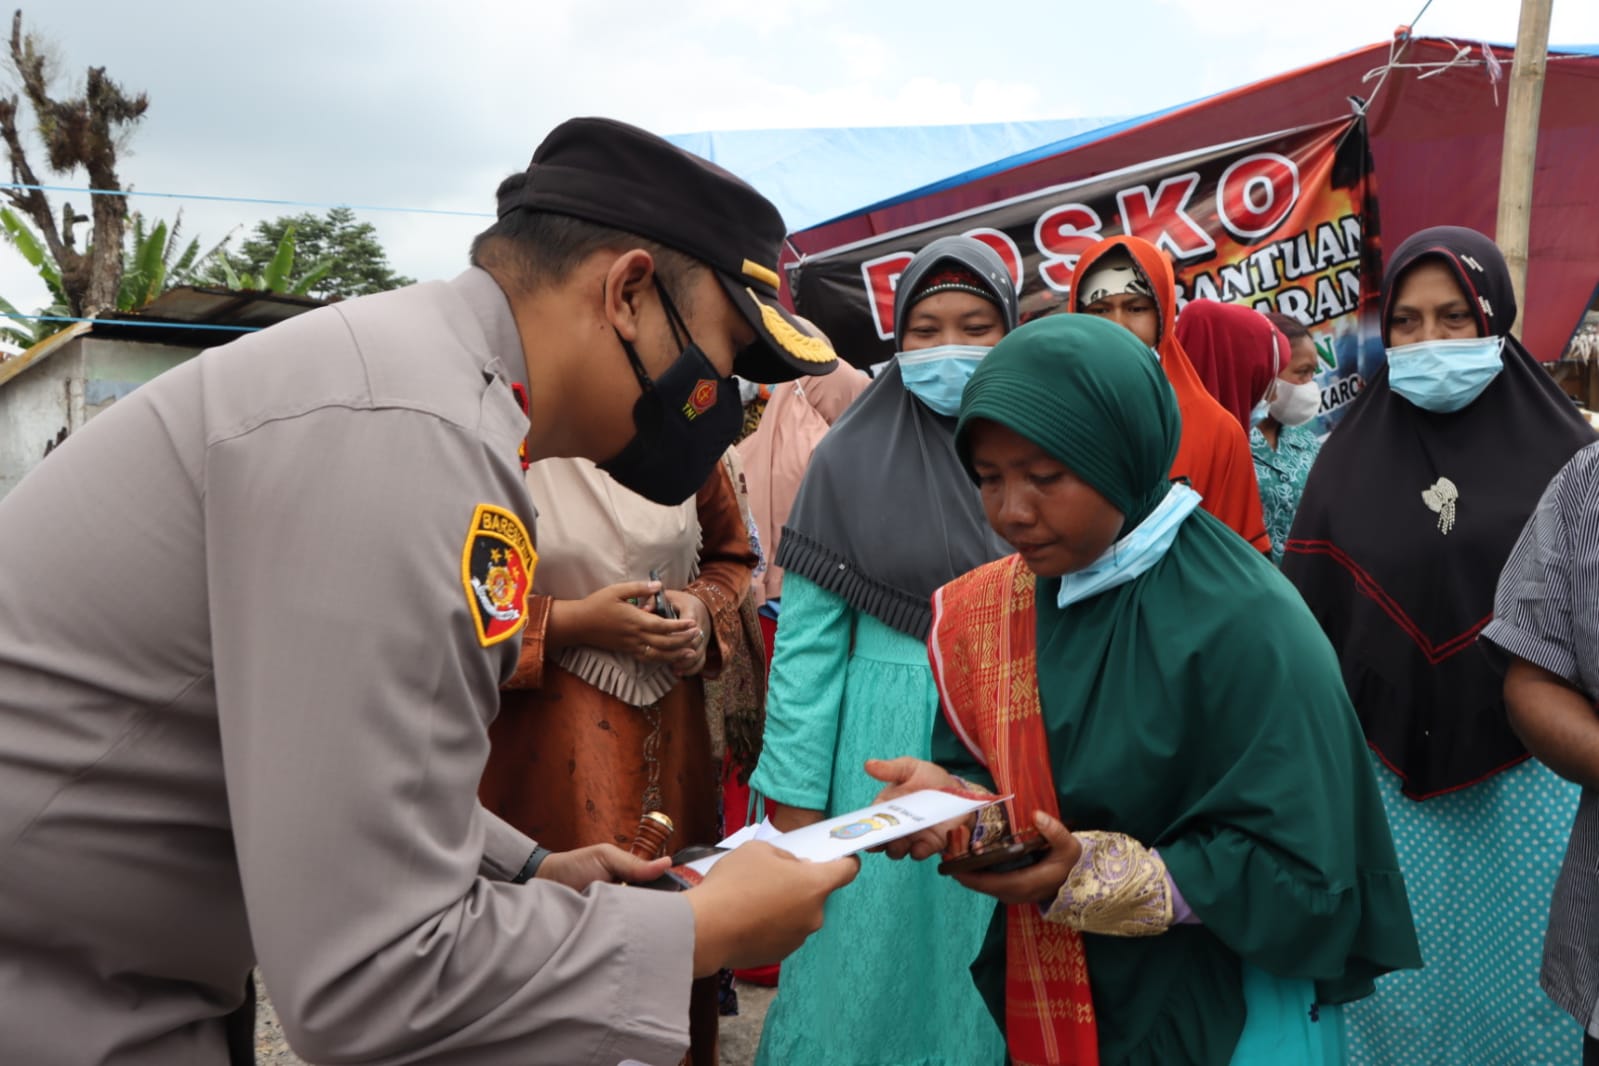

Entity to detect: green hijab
[957,313,1177,532]
[938,315,1420,1066]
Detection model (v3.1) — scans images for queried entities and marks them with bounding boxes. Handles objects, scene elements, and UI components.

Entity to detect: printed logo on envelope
[828,812,901,841]
[461,504,536,647]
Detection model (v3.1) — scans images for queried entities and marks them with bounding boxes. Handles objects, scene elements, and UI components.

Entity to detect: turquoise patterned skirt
[751,579,1005,1066]
[1343,753,1581,1065]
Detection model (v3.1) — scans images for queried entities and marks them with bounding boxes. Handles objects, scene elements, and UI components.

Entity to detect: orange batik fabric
[929,554,1099,1066]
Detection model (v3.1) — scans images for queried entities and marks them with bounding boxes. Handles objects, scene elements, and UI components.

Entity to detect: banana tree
[0,207,71,345]
[211,225,333,296]
[0,289,68,348]
[116,211,232,312]
[0,207,240,347]
[0,209,328,350]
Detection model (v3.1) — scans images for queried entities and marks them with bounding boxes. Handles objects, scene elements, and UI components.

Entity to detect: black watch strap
[511,845,553,885]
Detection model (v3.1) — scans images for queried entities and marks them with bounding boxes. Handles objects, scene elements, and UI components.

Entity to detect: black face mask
[597,279,745,506]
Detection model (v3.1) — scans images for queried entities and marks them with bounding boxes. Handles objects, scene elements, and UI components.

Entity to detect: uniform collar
[451,267,532,468]
[450,267,531,401]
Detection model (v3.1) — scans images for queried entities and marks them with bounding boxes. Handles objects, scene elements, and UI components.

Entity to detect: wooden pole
[1495,0,1554,339]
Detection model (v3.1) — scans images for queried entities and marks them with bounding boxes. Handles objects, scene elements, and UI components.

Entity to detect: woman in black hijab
[748,236,1016,1066]
[1283,226,1595,1065]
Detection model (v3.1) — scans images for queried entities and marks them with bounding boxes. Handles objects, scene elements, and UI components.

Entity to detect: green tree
[205,207,413,300]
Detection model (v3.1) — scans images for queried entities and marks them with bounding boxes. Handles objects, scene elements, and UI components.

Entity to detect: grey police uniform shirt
[0,268,694,1066]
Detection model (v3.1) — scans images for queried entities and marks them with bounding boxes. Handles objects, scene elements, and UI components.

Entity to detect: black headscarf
[776,236,1018,639]
[1283,226,1595,799]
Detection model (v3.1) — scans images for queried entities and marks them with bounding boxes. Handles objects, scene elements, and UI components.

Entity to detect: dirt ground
[255,975,776,1065]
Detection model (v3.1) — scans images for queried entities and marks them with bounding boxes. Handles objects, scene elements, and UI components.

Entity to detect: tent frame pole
[1495,0,1555,339]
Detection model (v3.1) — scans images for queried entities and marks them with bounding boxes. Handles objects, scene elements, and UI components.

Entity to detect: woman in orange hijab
[1072,235,1271,553]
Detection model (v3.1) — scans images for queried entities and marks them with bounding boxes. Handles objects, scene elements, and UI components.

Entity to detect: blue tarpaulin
[667,117,1123,232]
[667,42,1598,235]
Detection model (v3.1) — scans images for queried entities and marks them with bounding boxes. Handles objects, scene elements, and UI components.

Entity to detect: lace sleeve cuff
[1043,830,1174,937]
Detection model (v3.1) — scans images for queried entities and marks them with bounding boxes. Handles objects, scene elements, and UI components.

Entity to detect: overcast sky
[5,0,1598,316]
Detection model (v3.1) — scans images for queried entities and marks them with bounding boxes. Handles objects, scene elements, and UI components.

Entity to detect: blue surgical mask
[1248,400,1270,428]
[897,345,991,416]
[1385,336,1506,414]
[1057,483,1202,609]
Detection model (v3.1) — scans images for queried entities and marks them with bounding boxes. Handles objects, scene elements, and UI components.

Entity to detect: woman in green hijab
[870,314,1420,1066]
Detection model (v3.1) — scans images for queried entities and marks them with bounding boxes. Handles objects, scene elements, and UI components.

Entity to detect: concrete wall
[0,337,199,498]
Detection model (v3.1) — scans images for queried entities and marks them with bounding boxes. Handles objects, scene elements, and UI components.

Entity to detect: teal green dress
[750,571,1005,1066]
[1250,423,1321,566]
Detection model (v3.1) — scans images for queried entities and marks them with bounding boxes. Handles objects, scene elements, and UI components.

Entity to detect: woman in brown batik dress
[479,453,758,1066]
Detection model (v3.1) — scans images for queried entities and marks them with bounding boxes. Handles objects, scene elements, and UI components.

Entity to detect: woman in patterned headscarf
[1284,226,1596,1064]
[1071,236,1270,554]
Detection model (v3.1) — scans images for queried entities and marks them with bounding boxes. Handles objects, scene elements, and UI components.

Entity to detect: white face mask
[1268,379,1321,426]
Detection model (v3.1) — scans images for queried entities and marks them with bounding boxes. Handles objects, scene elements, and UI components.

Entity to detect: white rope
[1354,0,1436,114]
[1360,37,1506,106]
[1354,33,1406,115]
[1568,319,1599,363]
[1347,0,1547,116]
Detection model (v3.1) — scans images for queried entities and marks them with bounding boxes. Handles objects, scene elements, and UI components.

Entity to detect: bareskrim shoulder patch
[461,504,537,647]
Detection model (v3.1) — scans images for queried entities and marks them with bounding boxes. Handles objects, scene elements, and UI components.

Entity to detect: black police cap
[498,116,837,383]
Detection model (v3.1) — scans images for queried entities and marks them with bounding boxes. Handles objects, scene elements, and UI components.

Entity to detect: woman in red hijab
[1072,236,1271,553]
[1176,298,1286,430]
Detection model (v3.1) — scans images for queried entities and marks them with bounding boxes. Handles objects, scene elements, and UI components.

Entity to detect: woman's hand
[952,811,1083,907]
[866,756,961,801]
[766,800,826,834]
[661,589,713,676]
[864,757,965,860]
[546,581,701,663]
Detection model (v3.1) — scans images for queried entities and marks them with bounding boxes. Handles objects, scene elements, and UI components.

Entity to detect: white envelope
[683,789,1002,876]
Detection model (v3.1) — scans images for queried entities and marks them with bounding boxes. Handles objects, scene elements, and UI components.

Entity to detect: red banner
[790,118,1382,434]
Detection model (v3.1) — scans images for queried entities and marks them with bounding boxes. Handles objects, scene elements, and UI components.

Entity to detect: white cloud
[683,0,833,34]
[667,72,1053,132]
[1151,0,1599,87]
[834,30,891,83]
[2,0,1595,322]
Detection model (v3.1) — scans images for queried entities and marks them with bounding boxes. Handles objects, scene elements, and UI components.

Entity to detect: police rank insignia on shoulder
[461,504,537,647]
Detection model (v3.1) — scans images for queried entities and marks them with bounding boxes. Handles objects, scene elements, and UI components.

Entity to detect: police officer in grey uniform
[0,118,857,1066]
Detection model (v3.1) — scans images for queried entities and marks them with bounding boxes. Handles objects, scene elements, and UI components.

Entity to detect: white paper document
[680,788,1003,877]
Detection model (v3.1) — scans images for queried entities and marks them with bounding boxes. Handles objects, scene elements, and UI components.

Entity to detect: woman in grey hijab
[750,236,1015,1066]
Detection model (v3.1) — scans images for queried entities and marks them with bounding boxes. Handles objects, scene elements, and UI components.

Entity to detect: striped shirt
[1483,440,1599,1037]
